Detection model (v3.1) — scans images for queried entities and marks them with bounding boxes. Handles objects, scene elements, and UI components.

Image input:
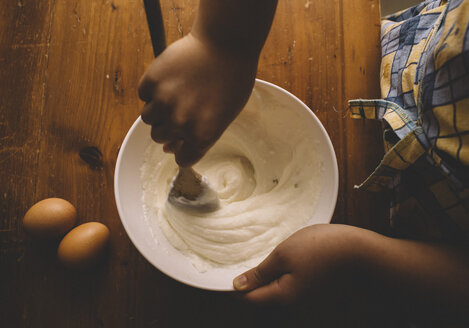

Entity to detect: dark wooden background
[1,0,386,327]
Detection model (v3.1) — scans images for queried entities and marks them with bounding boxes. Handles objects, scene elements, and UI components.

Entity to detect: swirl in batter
[141,86,322,271]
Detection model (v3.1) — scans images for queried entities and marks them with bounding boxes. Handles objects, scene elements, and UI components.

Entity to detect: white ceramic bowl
[114,79,338,291]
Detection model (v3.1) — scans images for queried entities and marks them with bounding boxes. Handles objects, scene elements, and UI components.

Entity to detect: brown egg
[23,198,77,239]
[58,222,110,269]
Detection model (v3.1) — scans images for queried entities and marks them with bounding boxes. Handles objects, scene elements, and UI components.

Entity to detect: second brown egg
[58,222,110,269]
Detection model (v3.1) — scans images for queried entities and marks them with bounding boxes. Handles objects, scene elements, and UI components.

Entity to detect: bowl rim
[114,78,339,291]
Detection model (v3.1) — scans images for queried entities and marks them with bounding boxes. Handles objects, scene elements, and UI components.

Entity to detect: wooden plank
[21,0,156,326]
[0,0,53,248]
[1,0,156,327]
[0,0,54,324]
[341,0,387,231]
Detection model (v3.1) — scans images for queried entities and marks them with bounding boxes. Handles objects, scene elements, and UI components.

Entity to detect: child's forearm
[357,228,469,317]
[191,0,278,57]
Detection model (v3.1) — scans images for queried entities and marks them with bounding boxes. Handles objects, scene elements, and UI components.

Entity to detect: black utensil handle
[143,0,167,57]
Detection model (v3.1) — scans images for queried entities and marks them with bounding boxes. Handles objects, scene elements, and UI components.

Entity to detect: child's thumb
[233,249,285,291]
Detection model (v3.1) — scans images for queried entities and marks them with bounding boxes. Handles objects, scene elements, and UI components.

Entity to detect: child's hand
[138,33,258,167]
[234,223,469,322]
[232,224,361,305]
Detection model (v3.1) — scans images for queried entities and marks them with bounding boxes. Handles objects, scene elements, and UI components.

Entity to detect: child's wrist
[332,224,380,274]
[189,30,261,65]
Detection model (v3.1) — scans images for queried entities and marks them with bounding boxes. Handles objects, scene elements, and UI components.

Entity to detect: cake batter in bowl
[115,79,338,290]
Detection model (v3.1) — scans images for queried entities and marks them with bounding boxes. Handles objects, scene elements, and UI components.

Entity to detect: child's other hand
[138,33,258,167]
[233,224,360,305]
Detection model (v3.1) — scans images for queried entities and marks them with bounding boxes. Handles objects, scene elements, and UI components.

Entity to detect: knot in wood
[79,146,103,170]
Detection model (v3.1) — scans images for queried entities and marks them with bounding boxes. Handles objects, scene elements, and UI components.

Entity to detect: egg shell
[23,198,77,239]
[58,222,110,269]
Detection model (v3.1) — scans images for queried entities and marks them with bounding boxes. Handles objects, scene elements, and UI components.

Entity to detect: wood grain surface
[1,0,386,327]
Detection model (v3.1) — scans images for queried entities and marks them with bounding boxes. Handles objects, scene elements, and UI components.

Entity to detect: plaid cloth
[349,0,469,242]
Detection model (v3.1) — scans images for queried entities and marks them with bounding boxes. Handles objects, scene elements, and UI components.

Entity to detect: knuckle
[271,246,285,262]
[151,126,170,143]
[252,267,264,284]
[141,108,153,124]
[137,85,147,101]
[141,115,152,125]
[138,80,153,102]
[270,245,290,268]
[143,100,175,124]
[171,112,188,131]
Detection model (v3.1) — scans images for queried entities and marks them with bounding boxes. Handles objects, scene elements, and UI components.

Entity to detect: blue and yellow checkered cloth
[350,0,469,242]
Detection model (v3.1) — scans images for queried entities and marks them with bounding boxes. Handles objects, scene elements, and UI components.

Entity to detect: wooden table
[1,0,386,327]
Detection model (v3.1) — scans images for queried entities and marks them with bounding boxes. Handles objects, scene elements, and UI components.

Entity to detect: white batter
[141,86,322,271]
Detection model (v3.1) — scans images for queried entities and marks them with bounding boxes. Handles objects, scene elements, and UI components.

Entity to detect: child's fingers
[163,140,183,154]
[151,124,175,143]
[137,74,154,103]
[174,140,207,167]
[233,248,286,292]
[141,100,172,125]
[242,274,295,305]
